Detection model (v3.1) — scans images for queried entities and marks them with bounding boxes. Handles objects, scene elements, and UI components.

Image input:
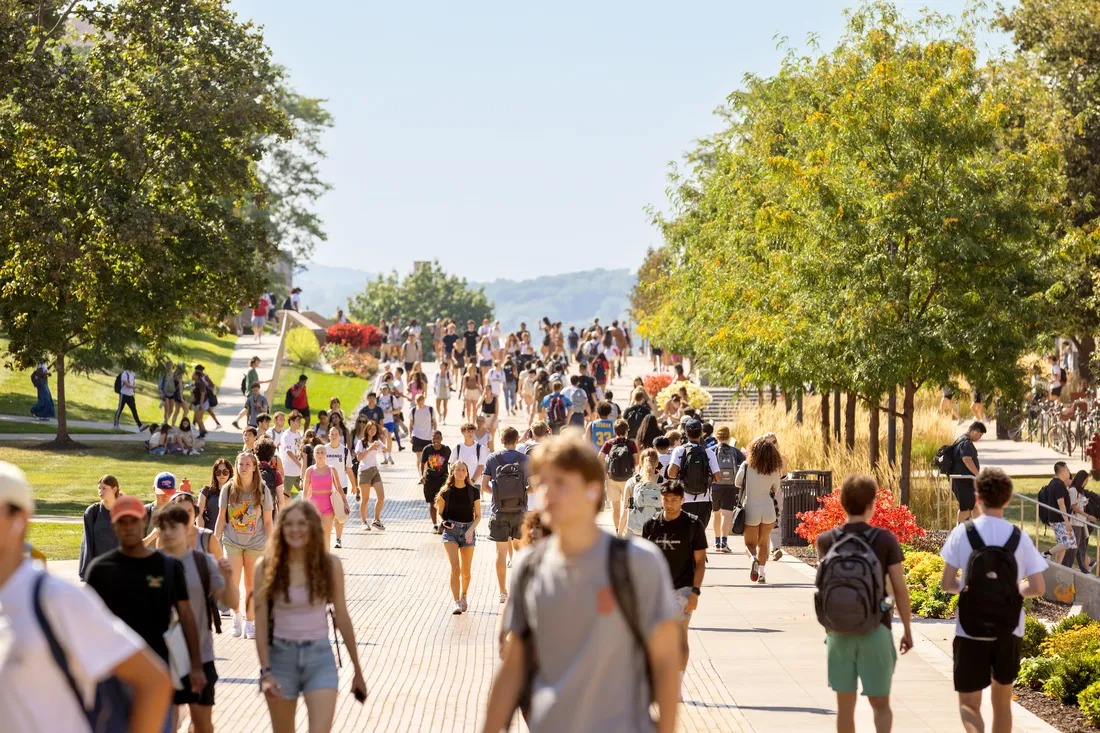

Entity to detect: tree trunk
[844,390,856,451]
[899,378,917,506]
[1076,335,1096,386]
[795,391,803,424]
[833,388,842,443]
[770,385,778,406]
[54,350,72,444]
[869,395,881,469]
[784,392,792,414]
[821,392,831,448]
[887,390,897,466]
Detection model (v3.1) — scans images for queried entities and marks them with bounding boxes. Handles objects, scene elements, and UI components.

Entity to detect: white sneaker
[459,596,468,613]
[231,612,243,638]
[245,621,256,639]
[453,600,463,615]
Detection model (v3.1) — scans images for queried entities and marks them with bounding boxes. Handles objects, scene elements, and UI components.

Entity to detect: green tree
[0,0,288,445]
[348,261,494,356]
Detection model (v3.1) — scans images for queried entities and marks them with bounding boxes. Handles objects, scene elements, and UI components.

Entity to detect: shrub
[1079,680,1100,726]
[286,328,321,368]
[906,554,944,587]
[1042,625,1100,659]
[1043,654,1100,705]
[1022,616,1049,659]
[643,374,673,397]
[325,322,382,350]
[1051,613,1097,636]
[797,488,926,544]
[656,380,712,410]
[1017,655,1062,689]
[321,343,378,379]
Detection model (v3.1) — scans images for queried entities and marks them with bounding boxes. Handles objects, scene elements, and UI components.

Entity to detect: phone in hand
[353,687,367,704]
[442,521,455,530]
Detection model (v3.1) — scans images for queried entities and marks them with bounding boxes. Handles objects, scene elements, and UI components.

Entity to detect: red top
[252,296,269,317]
[291,384,309,410]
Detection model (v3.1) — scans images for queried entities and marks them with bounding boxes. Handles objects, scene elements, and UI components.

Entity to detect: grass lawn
[27,522,83,561]
[0,442,227,516]
[0,330,237,425]
[0,422,125,435]
[274,366,372,422]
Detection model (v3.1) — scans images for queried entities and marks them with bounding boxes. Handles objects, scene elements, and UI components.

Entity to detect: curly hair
[747,436,783,475]
[263,500,332,605]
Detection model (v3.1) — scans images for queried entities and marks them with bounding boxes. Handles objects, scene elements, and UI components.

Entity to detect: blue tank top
[590,419,615,449]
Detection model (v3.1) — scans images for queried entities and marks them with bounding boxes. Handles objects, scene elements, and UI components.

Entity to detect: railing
[263,311,290,409]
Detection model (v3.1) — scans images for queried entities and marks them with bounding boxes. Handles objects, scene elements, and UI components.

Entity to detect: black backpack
[934,439,958,476]
[192,550,222,635]
[258,464,281,517]
[814,528,884,635]
[624,404,650,439]
[240,374,248,395]
[1037,479,1067,526]
[113,372,123,394]
[284,387,295,410]
[680,444,711,496]
[494,460,527,513]
[957,521,1022,639]
[714,443,740,485]
[606,439,635,482]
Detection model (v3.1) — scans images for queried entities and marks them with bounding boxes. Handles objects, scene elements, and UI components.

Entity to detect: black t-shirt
[442,333,459,355]
[576,375,597,407]
[642,511,707,589]
[464,330,478,354]
[441,483,480,523]
[359,404,385,424]
[815,522,904,628]
[421,444,452,477]
[952,437,979,477]
[85,550,188,661]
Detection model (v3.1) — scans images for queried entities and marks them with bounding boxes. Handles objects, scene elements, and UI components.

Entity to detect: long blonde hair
[636,448,660,483]
[263,501,332,605]
[229,451,262,506]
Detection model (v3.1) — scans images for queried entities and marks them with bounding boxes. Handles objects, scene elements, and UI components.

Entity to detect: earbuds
[587,489,600,500]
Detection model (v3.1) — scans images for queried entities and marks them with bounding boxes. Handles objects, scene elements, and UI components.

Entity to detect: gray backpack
[715,444,740,485]
[814,528,884,635]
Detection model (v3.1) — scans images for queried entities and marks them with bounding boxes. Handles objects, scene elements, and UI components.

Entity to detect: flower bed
[321,342,378,380]
[655,380,712,410]
[326,322,382,350]
[643,373,673,397]
[1015,613,1100,727]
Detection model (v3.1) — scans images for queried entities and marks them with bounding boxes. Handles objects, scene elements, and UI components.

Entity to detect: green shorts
[224,542,264,558]
[284,475,301,496]
[826,624,897,697]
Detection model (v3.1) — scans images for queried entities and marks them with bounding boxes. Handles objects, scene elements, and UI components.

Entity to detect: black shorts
[953,636,1022,692]
[952,479,976,511]
[489,512,525,542]
[423,473,446,503]
[972,391,984,404]
[1051,386,1063,397]
[295,408,310,422]
[711,484,740,511]
[404,362,415,374]
[412,437,431,453]
[683,500,712,530]
[174,660,218,706]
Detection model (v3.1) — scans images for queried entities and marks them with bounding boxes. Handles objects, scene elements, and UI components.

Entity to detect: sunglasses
[216,468,231,476]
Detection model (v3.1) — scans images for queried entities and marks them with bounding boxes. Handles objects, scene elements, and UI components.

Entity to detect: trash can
[781,478,831,547]
[789,470,833,494]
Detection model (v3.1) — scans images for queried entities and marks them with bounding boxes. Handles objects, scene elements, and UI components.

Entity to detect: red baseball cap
[110,495,147,523]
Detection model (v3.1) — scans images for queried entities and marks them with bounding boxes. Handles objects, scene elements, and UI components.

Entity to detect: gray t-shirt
[218,485,273,551]
[503,532,680,733]
[483,448,528,515]
[175,550,225,663]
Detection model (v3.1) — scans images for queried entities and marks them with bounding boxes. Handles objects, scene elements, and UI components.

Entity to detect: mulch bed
[1013,687,1095,732]
[1030,596,1074,623]
[783,543,819,567]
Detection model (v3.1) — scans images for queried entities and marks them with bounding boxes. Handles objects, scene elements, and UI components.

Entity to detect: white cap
[0,461,33,513]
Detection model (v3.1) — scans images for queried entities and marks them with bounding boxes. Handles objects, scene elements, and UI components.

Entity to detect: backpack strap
[607,537,655,697]
[192,549,221,634]
[32,573,90,723]
[963,520,986,551]
[517,540,550,716]
[1004,525,1022,555]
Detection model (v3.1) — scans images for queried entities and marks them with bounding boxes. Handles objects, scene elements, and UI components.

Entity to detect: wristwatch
[259,666,272,677]
[691,587,701,596]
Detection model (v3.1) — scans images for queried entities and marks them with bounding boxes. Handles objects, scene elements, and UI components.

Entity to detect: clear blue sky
[229,0,1001,281]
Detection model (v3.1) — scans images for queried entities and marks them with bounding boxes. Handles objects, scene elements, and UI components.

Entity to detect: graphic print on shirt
[228,500,261,537]
[650,533,682,552]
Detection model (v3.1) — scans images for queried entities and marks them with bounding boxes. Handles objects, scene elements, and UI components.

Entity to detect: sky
[228,0,1006,281]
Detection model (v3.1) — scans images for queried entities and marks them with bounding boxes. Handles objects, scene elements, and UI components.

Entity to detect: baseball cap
[684,418,703,433]
[153,471,177,495]
[110,495,147,523]
[0,461,34,513]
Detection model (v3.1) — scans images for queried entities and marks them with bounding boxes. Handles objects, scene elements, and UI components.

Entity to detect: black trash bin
[781,477,831,546]
[789,470,833,494]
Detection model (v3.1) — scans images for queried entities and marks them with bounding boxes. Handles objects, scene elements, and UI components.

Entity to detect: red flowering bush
[321,343,379,379]
[643,374,673,397]
[325,323,382,350]
[796,487,926,544]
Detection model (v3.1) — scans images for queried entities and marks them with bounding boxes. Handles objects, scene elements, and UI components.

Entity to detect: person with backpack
[732,436,783,583]
[947,421,986,525]
[436,460,482,615]
[588,400,616,449]
[562,375,590,429]
[643,479,708,684]
[600,418,639,532]
[814,474,913,733]
[287,373,311,428]
[711,427,745,553]
[409,392,438,464]
[1048,353,1067,402]
[540,380,573,435]
[482,427,530,604]
[624,389,653,441]
[666,419,720,537]
[420,430,453,532]
[1037,461,1076,565]
[482,436,682,733]
[456,422,488,483]
[0,462,176,732]
[619,448,663,537]
[255,437,286,514]
[940,468,1047,733]
[156,503,237,733]
[113,366,143,431]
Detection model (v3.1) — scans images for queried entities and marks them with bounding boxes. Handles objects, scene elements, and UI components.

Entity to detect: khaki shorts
[358,466,383,487]
[224,542,264,558]
[605,479,628,503]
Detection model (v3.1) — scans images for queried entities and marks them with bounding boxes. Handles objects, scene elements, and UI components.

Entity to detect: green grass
[0,422,125,435]
[0,330,237,425]
[273,366,371,422]
[27,522,83,561]
[0,443,225,517]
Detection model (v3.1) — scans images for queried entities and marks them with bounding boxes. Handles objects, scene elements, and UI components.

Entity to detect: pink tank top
[272,584,329,642]
[309,465,333,494]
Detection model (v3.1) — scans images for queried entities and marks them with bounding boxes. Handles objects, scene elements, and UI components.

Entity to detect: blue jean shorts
[442,520,476,548]
[269,638,338,699]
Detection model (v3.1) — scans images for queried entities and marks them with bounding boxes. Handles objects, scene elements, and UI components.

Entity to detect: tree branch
[33,0,81,56]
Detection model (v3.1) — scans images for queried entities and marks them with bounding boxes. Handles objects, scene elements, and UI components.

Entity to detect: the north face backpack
[680,444,711,496]
[814,528,884,635]
[607,439,635,482]
[957,521,1022,639]
[627,479,662,534]
[624,404,649,439]
[547,394,567,426]
[935,438,962,476]
[715,443,740,485]
[113,373,123,394]
[494,461,527,512]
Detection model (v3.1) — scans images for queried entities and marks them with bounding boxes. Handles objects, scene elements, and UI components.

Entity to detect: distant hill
[294,264,636,330]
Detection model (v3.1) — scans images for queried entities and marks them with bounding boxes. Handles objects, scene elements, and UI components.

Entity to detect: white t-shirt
[290,292,301,310]
[354,438,381,470]
[119,370,136,397]
[657,452,672,472]
[279,429,303,477]
[487,368,505,396]
[668,443,720,503]
[0,562,146,733]
[940,515,1048,639]
[454,442,486,478]
[324,444,352,489]
[410,405,434,441]
[392,379,406,410]
[266,426,285,444]
[478,325,491,338]
[474,429,491,449]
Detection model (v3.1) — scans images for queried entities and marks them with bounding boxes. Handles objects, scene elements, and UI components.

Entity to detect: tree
[0,0,288,445]
[348,261,494,355]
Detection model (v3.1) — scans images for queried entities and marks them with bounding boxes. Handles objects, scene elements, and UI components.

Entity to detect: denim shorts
[442,520,476,548]
[269,638,338,698]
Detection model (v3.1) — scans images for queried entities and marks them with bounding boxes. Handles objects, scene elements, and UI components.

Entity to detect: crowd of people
[0,314,1073,733]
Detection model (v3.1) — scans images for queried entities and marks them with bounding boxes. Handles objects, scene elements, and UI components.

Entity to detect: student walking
[353,417,387,531]
[619,448,663,537]
[323,426,356,549]
[1038,461,1076,565]
[420,430,452,532]
[666,418,720,536]
[482,427,530,603]
[197,458,232,531]
[600,417,639,532]
[114,367,143,430]
[940,468,1047,733]
[302,446,348,548]
[434,362,453,424]
[482,436,682,733]
[951,422,987,525]
[0,462,175,733]
[254,501,368,733]
[711,427,745,553]
[77,474,122,581]
[436,461,482,614]
[642,479,707,682]
[734,436,783,584]
[814,474,914,733]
